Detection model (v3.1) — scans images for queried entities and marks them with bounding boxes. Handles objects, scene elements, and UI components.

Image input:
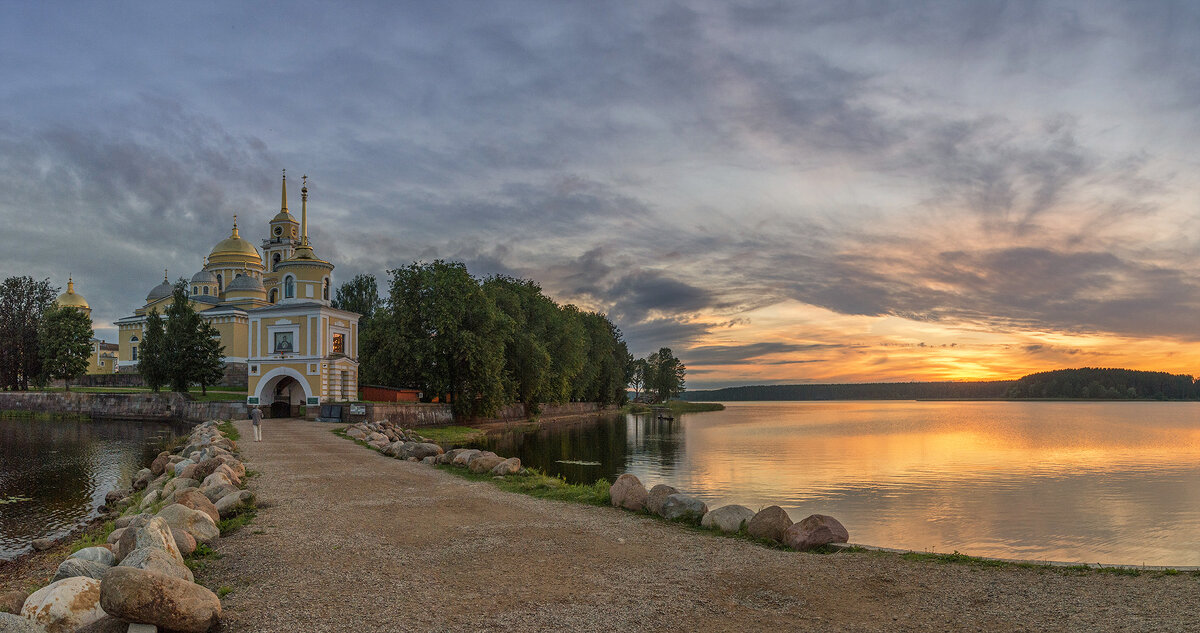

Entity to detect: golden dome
[209,216,262,262]
[56,277,90,309]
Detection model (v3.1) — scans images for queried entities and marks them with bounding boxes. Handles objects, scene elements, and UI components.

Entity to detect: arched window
[192,286,198,295]
[203,286,209,296]
[284,276,295,299]
[217,274,223,293]
[269,288,278,303]
[323,278,330,300]
[272,253,281,271]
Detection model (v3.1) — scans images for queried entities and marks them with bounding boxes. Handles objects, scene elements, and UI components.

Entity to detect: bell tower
[262,169,300,303]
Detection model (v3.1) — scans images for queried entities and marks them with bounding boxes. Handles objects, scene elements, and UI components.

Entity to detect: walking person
[250,405,263,442]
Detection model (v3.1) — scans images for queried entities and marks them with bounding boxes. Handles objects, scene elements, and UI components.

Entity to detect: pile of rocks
[344,420,524,477]
[608,474,849,552]
[2,420,252,633]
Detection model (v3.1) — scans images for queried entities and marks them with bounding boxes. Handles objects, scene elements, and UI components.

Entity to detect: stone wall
[70,373,146,388]
[0,391,246,423]
[355,403,454,426]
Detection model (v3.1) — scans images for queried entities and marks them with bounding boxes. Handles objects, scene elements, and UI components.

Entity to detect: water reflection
[0,419,186,560]
[485,401,1200,566]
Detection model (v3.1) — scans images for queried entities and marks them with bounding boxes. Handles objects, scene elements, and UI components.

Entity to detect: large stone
[409,443,443,460]
[119,547,194,583]
[451,450,481,467]
[155,504,220,544]
[171,459,195,477]
[215,456,245,479]
[74,615,133,633]
[70,547,116,567]
[746,506,793,543]
[99,567,221,633]
[31,538,55,551]
[201,482,239,504]
[200,471,233,491]
[21,576,107,633]
[609,474,648,512]
[214,490,254,518]
[172,529,197,557]
[104,489,131,507]
[131,468,154,491]
[173,489,220,525]
[113,513,151,531]
[0,591,28,615]
[366,431,388,443]
[490,457,522,476]
[149,451,172,476]
[346,426,367,439]
[138,490,161,511]
[0,612,41,632]
[646,484,679,516]
[116,517,184,567]
[52,558,110,582]
[469,455,506,474]
[782,514,850,552]
[105,528,127,546]
[701,505,756,533]
[661,494,708,523]
[161,478,198,499]
[438,448,469,465]
[190,458,224,483]
[177,463,200,481]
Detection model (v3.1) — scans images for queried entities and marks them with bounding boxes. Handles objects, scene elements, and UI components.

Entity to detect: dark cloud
[686,342,843,365]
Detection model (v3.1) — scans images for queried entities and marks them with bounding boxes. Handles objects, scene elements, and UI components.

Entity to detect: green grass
[68,521,116,553]
[623,401,725,414]
[184,543,223,573]
[216,502,257,535]
[436,465,612,505]
[417,425,487,446]
[216,585,233,598]
[216,419,240,442]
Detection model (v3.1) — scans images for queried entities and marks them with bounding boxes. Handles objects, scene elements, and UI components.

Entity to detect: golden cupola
[208,216,263,267]
[55,277,91,316]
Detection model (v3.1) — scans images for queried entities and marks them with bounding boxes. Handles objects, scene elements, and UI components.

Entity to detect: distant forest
[680,368,1200,401]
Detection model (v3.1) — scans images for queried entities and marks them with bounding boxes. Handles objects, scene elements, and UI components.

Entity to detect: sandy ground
[198,419,1199,633]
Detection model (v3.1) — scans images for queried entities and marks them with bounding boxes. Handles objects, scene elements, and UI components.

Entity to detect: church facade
[53,278,119,374]
[113,172,360,412]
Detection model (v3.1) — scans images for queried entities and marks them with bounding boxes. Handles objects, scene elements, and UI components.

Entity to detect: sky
[3,1,1200,389]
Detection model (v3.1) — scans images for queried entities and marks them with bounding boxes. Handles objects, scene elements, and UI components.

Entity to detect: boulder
[116,517,184,566]
[469,455,506,474]
[114,513,152,531]
[200,482,239,504]
[746,506,793,543]
[781,514,849,552]
[104,489,131,507]
[171,459,195,477]
[70,547,116,567]
[490,457,522,476]
[451,450,481,467]
[609,474,648,512]
[21,576,107,633]
[439,448,470,465]
[52,558,111,582]
[162,478,198,499]
[173,490,220,525]
[421,456,437,465]
[100,567,221,633]
[215,456,245,479]
[105,528,127,546]
[149,451,172,476]
[190,458,224,483]
[661,494,708,523]
[138,490,161,511]
[165,455,184,468]
[31,538,56,551]
[701,505,755,533]
[119,547,194,583]
[0,612,41,632]
[131,468,154,491]
[0,592,27,616]
[409,443,443,460]
[646,484,679,516]
[172,529,197,557]
[73,615,133,632]
[156,504,220,544]
[346,426,367,439]
[214,490,254,518]
[177,463,200,481]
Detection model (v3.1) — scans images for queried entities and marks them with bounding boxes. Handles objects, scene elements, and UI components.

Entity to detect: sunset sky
[4,2,1200,389]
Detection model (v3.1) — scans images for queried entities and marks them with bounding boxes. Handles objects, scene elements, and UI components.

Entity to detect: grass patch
[216,586,233,598]
[216,419,240,442]
[622,401,725,414]
[68,521,116,553]
[216,502,257,535]
[436,465,611,505]
[418,425,487,446]
[184,543,223,573]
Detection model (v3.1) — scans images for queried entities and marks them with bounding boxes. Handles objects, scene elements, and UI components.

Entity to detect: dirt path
[200,419,1199,632]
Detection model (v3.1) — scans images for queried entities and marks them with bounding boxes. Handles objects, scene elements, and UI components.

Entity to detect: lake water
[485,401,1200,566]
[0,418,186,560]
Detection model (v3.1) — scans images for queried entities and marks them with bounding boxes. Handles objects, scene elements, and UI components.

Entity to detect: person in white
[250,406,263,441]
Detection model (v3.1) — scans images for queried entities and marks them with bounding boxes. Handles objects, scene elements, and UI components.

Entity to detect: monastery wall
[0,391,247,423]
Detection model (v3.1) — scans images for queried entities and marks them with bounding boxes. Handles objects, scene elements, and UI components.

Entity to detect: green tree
[0,276,57,391]
[38,305,93,391]
[630,357,649,400]
[191,320,226,395]
[332,273,381,323]
[646,347,686,402]
[139,309,167,392]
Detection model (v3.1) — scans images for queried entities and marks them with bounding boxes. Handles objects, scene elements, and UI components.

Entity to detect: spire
[231,214,240,238]
[281,169,288,213]
[164,269,169,283]
[67,276,74,294]
[300,175,309,246]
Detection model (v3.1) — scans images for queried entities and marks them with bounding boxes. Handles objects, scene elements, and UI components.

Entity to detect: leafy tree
[139,309,167,392]
[483,276,555,413]
[332,273,381,323]
[630,358,649,400]
[646,347,686,402]
[191,320,226,395]
[0,276,57,391]
[38,305,93,391]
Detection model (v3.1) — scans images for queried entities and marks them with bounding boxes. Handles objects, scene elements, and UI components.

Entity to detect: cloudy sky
[4,1,1200,389]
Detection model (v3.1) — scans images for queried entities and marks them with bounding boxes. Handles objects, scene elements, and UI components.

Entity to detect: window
[284,276,295,299]
[332,333,345,354]
[269,288,278,303]
[99,360,105,367]
[203,286,209,296]
[217,274,223,293]
[192,286,198,295]
[130,336,139,343]
[272,253,281,271]
[132,347,138,361]
[323,278,330,300]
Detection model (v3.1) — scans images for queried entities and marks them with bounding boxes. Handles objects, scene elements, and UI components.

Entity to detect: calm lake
[485,401,1200,566]
[0,418,186,560]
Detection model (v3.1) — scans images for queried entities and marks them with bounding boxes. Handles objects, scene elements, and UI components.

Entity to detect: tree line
[139,281,227,394]
[1006,367,1200,400]
[336,261,638,417]
[680,380,1016,401]
[0,276,93,391]
[629,347,687,402]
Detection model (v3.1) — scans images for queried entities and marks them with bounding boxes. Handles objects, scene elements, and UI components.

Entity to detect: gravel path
[200,419,1199,632]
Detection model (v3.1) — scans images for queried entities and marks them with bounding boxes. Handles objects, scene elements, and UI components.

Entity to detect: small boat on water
[651,406,674,420]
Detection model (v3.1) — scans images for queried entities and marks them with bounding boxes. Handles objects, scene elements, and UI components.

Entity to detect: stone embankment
[344,420,523,476]
[0,392,247,423]
[0,420,254,633]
